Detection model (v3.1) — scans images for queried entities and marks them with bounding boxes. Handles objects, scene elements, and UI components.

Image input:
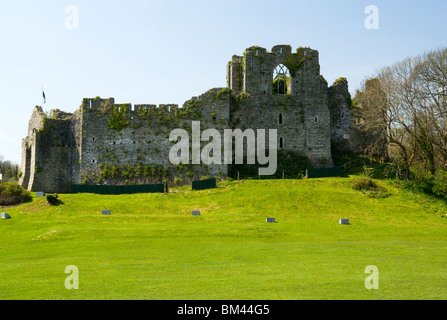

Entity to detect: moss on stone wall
[216,88,231,99]
[81,163,201,186]
[107,105,131,131]
[282,52,314,76]
[135,100,203,129]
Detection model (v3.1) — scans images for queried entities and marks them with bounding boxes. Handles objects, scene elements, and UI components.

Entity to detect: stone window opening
[279,137,284,149]
[279,113,283,125]
[314,117,318,123]
[272,64,291,95]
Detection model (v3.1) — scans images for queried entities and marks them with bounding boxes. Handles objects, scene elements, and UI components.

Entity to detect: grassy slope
[0,176,446,300]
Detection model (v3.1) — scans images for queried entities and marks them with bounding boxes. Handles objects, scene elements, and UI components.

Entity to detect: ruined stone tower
[227,45,334,168]
[19,45,356,193]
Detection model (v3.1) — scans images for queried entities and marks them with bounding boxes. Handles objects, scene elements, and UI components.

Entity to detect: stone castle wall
[328,78,362,154]
[19,107,82,193]
[78,89,230,189]
[20,44,362,193]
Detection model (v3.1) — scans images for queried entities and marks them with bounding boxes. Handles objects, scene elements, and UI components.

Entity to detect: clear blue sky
[1,0,446,164]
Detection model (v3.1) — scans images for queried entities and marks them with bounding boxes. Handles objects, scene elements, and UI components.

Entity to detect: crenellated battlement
[80,91,229,116]
[82,97,115,110]
[77,87,231,139]
[80,87,231,119]
[82,97,184,115]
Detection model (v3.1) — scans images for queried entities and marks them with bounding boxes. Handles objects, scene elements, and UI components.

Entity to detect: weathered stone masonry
[19,45,357,193]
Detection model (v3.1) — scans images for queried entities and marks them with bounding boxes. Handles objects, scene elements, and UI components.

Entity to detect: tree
[355,47,447,177]
[413,48,447,169]
[0,154,19,182]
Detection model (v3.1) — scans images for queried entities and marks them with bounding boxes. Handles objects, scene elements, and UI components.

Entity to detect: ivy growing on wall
[282,52,314,77]
[81,163,200,186]
[107,105,131,131]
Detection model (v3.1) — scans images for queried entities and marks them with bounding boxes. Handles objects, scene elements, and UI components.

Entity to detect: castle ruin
[19,45,359,193]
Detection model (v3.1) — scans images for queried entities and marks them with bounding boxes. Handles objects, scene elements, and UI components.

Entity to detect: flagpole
[42,85,46,107]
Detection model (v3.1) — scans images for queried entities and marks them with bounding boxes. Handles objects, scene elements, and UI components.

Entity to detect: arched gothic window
[272,64,291,95]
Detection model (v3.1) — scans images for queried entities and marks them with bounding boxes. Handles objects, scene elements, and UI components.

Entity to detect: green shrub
[46,194,61,206]
[173,177,183,185]
[350,176,390,198]
[0,182,32,206]
[432,170,447,198]
[362,164,374,178]
[409,168,435,194]
[351,176,378,191]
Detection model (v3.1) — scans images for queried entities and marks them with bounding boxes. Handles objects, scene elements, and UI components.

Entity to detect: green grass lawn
[1,176,446,300]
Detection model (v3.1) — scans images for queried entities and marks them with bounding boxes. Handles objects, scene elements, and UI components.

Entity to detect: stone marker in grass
[339,219,350,225]
[192,211,201,216]
[36,192,45,197]
[1,212,11,219]
[266,218,276,223]
[102,210,111,215]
